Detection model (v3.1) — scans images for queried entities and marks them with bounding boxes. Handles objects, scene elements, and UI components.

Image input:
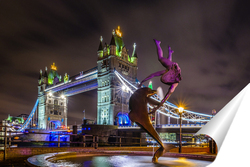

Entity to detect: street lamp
[178,107,184,153]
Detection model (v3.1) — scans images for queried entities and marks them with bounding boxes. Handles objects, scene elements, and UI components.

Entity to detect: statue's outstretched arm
[149,83,178,114]
[138,70,165,88]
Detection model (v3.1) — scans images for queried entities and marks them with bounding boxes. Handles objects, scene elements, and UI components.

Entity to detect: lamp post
[178,107,184,153]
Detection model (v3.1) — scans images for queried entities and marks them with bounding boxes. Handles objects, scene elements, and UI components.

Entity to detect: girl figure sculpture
[138,39,182,114]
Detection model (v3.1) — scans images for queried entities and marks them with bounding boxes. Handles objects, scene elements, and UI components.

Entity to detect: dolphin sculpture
[129,87,175,162]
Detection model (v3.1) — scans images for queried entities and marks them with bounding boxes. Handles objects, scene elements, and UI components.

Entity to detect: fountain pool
[27,152,212,167]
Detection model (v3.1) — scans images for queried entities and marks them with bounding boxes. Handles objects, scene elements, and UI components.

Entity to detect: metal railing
[0,125,144,160]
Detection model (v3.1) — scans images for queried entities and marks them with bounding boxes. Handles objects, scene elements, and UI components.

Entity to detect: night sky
[0,0,250,125]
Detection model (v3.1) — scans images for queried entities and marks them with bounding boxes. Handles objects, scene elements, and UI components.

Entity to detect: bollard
[95,136,98,149]
[58,135,60,148]
[119,137,121,147]
[9,137,11,147]
[92,136,95,148]
[83,135,85,147]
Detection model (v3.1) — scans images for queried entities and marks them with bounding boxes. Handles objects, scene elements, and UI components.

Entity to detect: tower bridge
[18,27,213,132]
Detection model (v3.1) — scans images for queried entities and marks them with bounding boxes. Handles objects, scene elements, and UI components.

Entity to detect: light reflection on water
[51,155,212,167]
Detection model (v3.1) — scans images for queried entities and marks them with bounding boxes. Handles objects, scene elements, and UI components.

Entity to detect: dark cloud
[0,0,249,125]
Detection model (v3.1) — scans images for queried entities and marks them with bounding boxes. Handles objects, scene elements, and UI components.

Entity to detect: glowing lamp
[122,85,126,91]
[178,107,184,114]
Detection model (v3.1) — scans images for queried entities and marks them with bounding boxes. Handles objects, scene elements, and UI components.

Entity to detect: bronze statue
[130,40,181,162]
[129,87,175,162]
[138,39,182,114]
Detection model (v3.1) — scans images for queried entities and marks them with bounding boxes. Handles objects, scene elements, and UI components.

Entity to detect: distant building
[5,114,25,125]
[83,119,95,125]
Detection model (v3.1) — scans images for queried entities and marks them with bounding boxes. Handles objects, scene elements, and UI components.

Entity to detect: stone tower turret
[131,43,138,66]
[38,63,68,130]
[110,30,116,56]
[97,26,138,125]
[97,36,103,59]
[43,67,48,85]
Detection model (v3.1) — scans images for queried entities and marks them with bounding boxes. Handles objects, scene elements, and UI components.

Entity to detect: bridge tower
[97,26,138,125]
[38,63,68,130]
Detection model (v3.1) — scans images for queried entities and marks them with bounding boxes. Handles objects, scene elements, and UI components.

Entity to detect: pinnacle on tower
[51,63,57,71]
[39,69,42,80]
[110,32,116,46]
[43,67,48,78]
[98,36,103,51]
[132,43,138,58]
[115,26,122,37]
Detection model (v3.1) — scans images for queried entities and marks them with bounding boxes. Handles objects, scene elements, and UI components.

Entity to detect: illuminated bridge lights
[75,69,97,80]
[17,69,213,132]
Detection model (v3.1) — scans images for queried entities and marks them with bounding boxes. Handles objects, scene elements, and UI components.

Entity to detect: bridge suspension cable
[18,99,39,132]
[114,70,212,122]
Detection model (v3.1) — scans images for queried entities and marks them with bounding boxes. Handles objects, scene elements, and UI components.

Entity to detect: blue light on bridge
[116,112,131,126]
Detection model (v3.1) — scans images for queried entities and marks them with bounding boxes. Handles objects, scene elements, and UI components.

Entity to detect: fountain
[27,152,212,167]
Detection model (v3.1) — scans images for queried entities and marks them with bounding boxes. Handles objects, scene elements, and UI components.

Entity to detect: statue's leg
[153,39,163,60]
[154,39,172,69]
[168,45,174,61]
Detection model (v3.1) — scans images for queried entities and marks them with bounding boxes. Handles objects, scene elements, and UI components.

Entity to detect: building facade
[38,63,68,130]
[97,26,138,125]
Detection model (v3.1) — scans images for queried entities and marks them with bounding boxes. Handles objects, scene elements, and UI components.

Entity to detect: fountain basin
[26,151,213,167]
